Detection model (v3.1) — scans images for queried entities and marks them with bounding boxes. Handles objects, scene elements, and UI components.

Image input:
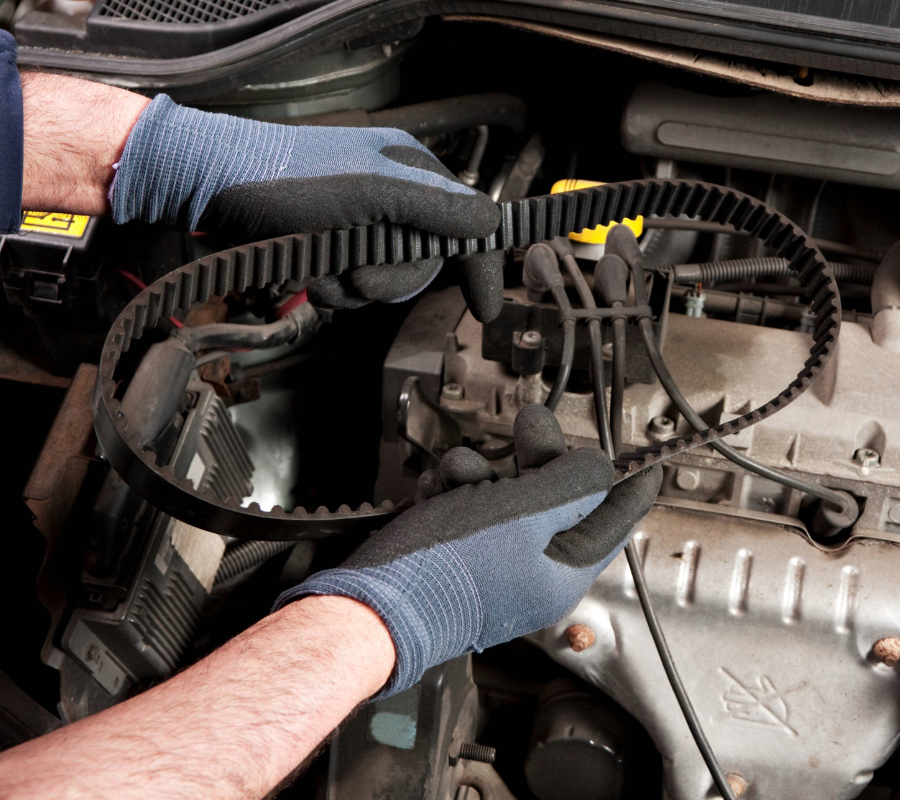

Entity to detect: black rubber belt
[93,179,841,540]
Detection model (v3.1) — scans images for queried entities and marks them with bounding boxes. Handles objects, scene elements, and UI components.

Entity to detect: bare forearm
[20,72,149,215]
[0,595,395,800]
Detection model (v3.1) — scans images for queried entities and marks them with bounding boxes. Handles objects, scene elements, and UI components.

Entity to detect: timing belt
[93,179,841,540]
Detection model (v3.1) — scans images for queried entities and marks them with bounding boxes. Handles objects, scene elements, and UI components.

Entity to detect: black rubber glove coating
[343,406,614,570]
[545,465,661,567]
[457,251,506,324]
[198,145,501,315]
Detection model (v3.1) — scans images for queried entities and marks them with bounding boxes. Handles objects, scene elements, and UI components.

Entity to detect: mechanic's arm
[0,595,395,799]
[20,71,150,216]
[4,32,503,319]
[0,405,660,800]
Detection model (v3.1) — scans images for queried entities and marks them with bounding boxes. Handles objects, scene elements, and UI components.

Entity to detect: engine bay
[3,15,900,800]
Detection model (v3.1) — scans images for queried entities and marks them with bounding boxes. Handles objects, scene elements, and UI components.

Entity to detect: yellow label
[20,211,91,238]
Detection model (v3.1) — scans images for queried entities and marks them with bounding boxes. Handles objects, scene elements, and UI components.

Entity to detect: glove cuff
[272,550,482,699]
[111,94,270,231]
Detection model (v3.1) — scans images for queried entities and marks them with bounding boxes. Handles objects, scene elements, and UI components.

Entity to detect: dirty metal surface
[530,502,900,800]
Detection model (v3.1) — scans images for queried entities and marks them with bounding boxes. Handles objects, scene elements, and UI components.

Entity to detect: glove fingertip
[513,405,568,472]
[415,469,444,503]
[458,251,505,323]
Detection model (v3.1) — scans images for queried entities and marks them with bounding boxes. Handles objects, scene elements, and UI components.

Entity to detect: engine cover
[529,502,900,800]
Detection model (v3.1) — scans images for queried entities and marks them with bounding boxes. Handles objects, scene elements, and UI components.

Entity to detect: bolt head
[565,624,595,652]
[874,637,900,667]
[726,773,748,797]
[521,330,543,346]
[85,644,100,663]
[889,504,900,525]
[442,383,464,401]
[650,415,675,436]
[855,448,880,468]
[674,468,701,492]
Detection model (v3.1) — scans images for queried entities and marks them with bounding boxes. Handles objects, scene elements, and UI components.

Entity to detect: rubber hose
[672,257,873,286]
[214,540,295,585]
[178,302,318,352]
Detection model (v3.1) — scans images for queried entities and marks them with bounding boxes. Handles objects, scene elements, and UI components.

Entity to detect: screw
[650,416,675,436]
[442,383,464,401]
[726,773,748,797]
[458,742,496,764]
[889,504,900,525]
[855,448,880,468]
[565,624,595,652]
[84,644,100,663]
[521,330,542,347]
[874,637,900,667]
[675,468,700,492]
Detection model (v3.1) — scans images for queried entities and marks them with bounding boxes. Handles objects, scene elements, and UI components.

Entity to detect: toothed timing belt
[93,179,841,541]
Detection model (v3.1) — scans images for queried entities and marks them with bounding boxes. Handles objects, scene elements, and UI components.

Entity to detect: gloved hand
[274,404,661,697]
[110,95,504,320]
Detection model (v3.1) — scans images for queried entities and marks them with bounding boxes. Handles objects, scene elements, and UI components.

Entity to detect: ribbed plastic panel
[198,395,254,502]
[130,569,199,672]
[99,0,284,24]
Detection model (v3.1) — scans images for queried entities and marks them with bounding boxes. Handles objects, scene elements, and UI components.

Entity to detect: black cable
[545,283,575,413]
[611,315,626,456]
[562,239,736,800]
[623,545,736,800]
[559,251,613,454]
[637,316,855,515]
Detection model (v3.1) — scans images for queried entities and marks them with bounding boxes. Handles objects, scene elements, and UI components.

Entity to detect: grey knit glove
[273,405,662,697]
[110,95,503,320]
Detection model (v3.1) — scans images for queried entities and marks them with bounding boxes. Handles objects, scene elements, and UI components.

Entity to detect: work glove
[273,404,661,697]
[110,95,504,320]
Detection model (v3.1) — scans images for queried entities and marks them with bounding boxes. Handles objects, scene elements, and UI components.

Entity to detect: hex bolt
[565,624,596,652]
[855,448,880,468]
[521,330,543,347]
[726,773,748,798]
[874,637,900,667]
[458,742,496,764]
[675,468,701,492]
[650,416,675,436]
[84,644,100,663]
[442,383,464,401]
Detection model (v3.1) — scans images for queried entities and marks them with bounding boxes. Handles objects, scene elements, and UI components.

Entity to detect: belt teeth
[95,179,841,528]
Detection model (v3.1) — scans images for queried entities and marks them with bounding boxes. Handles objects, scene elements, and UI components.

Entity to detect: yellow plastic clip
[550,179,643,244]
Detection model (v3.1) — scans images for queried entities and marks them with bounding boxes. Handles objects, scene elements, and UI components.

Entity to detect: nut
[442,383,464,401]
[855,448,880,468]
[565,624,595,652]
[726,773,748,797]
[874,637,900,667]
[650,416,675,436]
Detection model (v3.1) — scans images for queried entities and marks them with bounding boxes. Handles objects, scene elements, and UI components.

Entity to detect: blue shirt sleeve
[0,30,23,235]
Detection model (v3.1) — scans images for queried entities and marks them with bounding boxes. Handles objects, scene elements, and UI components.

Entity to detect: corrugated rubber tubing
[93,179,841,540]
